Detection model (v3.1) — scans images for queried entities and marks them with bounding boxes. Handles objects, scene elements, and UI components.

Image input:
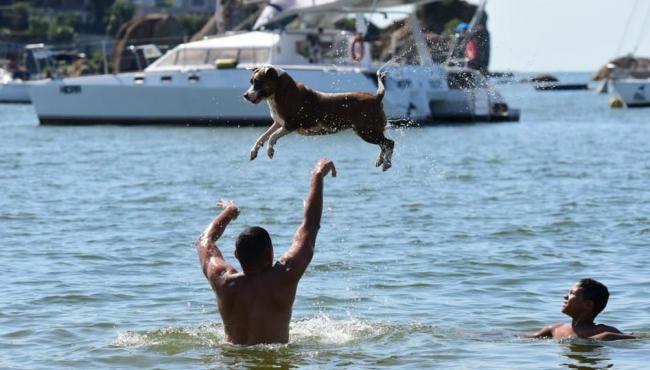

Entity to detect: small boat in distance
[597,60,650,108]
[29,0,519,125]
[0,44,53,103]
[0,67,30,103]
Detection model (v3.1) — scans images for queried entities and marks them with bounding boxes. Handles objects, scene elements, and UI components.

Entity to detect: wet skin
[528,283,637,341]
[197,159,336,345]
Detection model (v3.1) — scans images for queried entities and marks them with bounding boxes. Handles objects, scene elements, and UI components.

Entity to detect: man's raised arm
[197,200,239,287]
[280,159,336,281]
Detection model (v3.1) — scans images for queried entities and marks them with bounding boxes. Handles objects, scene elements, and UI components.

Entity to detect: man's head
[235,226,273,273]
[243,65,286,104]
[562,278,609,319]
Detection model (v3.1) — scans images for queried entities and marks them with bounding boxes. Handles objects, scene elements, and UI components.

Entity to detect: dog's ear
[264,66,278,78]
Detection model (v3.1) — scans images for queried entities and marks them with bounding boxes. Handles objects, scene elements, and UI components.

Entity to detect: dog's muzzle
[243,91,262,104]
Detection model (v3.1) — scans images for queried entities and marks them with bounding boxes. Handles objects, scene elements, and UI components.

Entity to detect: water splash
[111,323,224,348]
[111,315,398,350]
[290,314,385,345]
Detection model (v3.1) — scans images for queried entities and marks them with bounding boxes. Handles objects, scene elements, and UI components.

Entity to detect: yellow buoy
[609,97,624,108]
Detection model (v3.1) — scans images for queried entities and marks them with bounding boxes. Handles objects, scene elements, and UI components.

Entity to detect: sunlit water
[1,73,649,369]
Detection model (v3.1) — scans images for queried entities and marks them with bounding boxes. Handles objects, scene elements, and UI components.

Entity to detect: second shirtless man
[528,278,637,341]
[197,158,336,345]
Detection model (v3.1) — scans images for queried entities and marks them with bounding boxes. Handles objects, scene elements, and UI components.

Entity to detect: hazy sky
[477,0,650,72]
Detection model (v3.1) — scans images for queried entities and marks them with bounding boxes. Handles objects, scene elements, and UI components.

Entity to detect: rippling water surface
[1,74,649,369]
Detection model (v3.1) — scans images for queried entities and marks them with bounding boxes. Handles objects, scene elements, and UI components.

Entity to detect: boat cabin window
[152,47,271,68]
[237,49,270,64]
[205,48,269,65]
[179,49,209,65]
[154,50,179,67]
[206,49,239,64]
[295,36,342,64]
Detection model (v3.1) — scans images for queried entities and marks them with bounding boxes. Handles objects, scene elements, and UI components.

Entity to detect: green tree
[48,14,76,43]
[28,15,49,37]
[92,0,117,33]
[105,2,135,36]
[10,2,31,31]
[176,14,211,37]
[156,0,174,10]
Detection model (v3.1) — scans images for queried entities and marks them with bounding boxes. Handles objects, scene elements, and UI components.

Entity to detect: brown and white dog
[243,65,394,171]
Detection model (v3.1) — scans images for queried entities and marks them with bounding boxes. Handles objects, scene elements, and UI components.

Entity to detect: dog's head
[243,65,285,104]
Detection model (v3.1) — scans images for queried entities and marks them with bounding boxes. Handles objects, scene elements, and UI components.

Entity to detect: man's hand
[199,200,239,249]
[312,158,336,178]
[217,199,240,219]
[198,200,240,290]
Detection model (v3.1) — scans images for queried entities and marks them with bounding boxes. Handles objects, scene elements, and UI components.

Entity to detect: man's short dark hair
[236,226,272,270]
[578,278,609,317]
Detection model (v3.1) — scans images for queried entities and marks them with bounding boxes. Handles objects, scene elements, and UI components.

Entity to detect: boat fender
[351,35,364,63]
[609,97,624,108]
[215,58,237,69]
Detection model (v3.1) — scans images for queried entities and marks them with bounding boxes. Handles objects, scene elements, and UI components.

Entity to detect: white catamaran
[29,0,519,125]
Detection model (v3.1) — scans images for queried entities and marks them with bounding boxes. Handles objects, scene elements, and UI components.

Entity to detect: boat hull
[610,79,650,107]
[30,66,518,125]
[0,82,30,103]
[30,68,386,125]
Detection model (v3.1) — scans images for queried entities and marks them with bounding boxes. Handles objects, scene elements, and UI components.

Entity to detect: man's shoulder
[221,268,296,298]
[550,323,570,335]
[211,271,243,291]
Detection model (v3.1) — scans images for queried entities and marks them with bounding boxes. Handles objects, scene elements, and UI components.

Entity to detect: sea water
[1,73,649,369]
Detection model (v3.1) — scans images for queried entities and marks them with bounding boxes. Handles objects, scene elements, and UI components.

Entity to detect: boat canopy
[257,0,438,29]
[184,32,280,49]
[145,32,278,70]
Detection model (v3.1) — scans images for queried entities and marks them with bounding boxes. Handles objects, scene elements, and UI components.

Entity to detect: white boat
[610,78,650,108]
[0,68,31,103]
[0,44,58,104]
[29,0,519,125]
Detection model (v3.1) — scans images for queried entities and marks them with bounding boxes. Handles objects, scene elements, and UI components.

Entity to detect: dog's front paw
[382,161,392,171]
[250,148,258,161]
[375,157,384,167]
[267,147,275,159]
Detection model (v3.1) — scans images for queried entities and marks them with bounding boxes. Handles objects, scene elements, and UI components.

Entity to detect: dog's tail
[375,71,387,101]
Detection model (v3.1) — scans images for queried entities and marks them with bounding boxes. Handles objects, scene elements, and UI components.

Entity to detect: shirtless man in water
[197,158,336,345]
[529,278,637,341]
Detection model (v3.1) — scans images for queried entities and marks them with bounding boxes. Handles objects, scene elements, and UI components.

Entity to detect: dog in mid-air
[243,65,394,171]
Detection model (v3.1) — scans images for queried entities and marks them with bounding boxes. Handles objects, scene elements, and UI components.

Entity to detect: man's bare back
[213,264,298,344]
[197,159,336,345]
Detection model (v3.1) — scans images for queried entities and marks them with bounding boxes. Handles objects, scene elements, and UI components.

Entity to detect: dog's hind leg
[356,128,395,171]
[379,136,395,171]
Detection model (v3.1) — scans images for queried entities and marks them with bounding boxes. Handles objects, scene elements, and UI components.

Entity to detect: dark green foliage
[155,0,174,9]
[27,15,48,36]
[105,1,135,36]
[176,14,211,37]
[91,0,118,34]
[9,2,31,31]
[47,14,77,42]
